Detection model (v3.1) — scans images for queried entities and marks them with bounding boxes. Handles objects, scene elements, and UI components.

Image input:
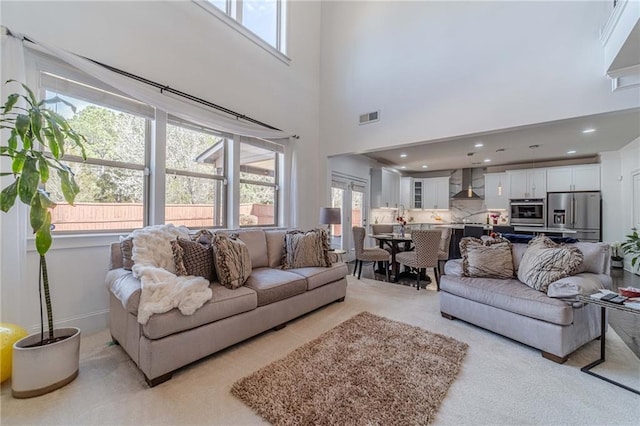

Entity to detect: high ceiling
[363,108,640,172]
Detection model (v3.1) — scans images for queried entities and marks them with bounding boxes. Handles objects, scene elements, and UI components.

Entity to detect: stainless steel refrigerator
[547,192,601,242]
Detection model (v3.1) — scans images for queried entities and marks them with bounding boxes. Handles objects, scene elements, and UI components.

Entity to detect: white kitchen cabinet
[415,177,449,210]
[400,177,413,208]
[484,172,510,210]
[370,168,400,208]
[546,164,600,192]
[507,169,546,199]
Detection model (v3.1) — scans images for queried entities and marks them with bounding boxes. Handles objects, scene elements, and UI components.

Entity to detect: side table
[577,295,640,395]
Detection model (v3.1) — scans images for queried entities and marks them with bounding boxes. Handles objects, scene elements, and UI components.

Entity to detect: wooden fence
[51,203,274,231]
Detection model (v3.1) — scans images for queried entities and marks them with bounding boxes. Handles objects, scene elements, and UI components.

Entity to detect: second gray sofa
[440,241,611,362]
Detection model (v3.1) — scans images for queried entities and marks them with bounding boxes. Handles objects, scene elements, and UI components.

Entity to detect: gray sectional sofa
[440,242,611,363]
[106,228,348,386]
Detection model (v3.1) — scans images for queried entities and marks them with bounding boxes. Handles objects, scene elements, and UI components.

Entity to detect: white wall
[601,137,640,272]
[319,1,640,157]
[0,1,322,332]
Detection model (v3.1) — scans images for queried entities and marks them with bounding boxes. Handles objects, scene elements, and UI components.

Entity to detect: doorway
[331,173,368,259]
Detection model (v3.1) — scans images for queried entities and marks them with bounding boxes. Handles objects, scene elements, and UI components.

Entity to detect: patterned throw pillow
[282,229,332,269]
[120,237,134,271]
[213,234,252,289]
[517,236,584,292]
[459,237,514,279]
[171,238,216,282]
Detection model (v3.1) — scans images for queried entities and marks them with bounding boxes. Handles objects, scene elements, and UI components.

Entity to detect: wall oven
[510,199,545,227]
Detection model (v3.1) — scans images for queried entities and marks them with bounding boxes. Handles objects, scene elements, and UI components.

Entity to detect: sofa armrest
[444,259,463,276]
[106,268,141,315]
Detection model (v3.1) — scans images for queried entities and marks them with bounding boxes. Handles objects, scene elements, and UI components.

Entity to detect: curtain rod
[5,26,282,132]
[86,58,281,131]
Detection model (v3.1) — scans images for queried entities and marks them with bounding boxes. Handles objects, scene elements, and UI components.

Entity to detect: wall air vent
[359,110,380,125]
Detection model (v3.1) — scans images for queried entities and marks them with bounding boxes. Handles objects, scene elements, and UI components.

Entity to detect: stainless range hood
[451,168,482,199]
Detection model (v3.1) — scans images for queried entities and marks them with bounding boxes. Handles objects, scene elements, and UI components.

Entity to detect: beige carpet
[1,276,639,425]
[231,311,468,425]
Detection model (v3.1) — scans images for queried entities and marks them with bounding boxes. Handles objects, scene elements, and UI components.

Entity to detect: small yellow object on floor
[0,323,28,383]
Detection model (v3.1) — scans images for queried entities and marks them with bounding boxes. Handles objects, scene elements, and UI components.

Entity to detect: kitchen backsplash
[371,199,507,225]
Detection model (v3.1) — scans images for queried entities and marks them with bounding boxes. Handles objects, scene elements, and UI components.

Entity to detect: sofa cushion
[265,229,287,268]
[213,234,252,289]
[573,242,609,274]
[119,237,134,271]
[171,238,215,282]
[218,229,269,268]
[244,267,307,306]
[288,262,349,290]
[518,237,583,292]
[460,237,514,279]
[142,283,258,339]
[283,229,332,269]
[440,276,574,325]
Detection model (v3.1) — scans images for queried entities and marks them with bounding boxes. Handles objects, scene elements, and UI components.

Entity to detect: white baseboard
[26,309,109,335]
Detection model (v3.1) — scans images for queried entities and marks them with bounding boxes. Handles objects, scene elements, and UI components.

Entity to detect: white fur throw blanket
[129,224,213,324]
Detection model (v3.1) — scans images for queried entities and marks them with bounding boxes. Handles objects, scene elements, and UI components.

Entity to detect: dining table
[370,233,418,282]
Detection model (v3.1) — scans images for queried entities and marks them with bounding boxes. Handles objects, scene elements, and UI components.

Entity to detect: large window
[201,0,287,56]
[165,119,226,228]
[239,141,279,226]
[41,72,150,232]
[30,51,289,233]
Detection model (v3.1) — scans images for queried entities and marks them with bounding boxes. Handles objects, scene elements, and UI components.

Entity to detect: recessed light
[582,128,596,134]
[421,165,428,169]
[483,159,491,163]
[400,153,407,158]
[474,142,484,148]
[400,166,406,169]
[567,150,577,154]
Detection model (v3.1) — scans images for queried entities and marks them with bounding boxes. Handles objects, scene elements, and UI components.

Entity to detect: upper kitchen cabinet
[371,167,400,208]
[420,177,450,210]
[400,177,413,208]
[546,164,600,192]
[484,172,510,210]
[507,169,546,199]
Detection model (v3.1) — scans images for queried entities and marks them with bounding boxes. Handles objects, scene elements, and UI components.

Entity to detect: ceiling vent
[359,110,380,125]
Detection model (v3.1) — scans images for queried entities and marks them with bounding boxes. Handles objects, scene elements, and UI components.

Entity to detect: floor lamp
[319,207,341,248]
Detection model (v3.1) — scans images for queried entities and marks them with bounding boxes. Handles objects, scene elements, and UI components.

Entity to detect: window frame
[165,117,229,229]
[37,67,152,234]
[194,0,290,65]
[239,139,280,228]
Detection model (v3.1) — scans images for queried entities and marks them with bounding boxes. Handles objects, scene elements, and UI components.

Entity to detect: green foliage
[1,81,86,341]
[621,230,640,270]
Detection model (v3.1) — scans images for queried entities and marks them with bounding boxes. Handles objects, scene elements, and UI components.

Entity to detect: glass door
[331,174,368,258]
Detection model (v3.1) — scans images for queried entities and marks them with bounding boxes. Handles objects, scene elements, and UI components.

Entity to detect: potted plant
[1,80,86,398]
[621,230,640,273]
[610,241,623,269]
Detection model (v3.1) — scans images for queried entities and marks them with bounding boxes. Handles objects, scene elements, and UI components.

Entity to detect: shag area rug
[231,312,468,425]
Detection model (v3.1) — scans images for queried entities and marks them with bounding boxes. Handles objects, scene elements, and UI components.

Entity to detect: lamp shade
[319,207,341,225]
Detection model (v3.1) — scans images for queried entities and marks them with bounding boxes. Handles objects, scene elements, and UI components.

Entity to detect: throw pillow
[120,237,134,271]
[517,236,584,292]
[171,238,216,282]
[213,234,252,289]
[282,229,332,269]
[460,237,514,279]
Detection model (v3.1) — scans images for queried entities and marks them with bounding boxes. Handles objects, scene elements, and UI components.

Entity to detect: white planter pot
[11,327,81,398]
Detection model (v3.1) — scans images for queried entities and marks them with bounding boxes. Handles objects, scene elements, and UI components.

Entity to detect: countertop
[432,224,577,234]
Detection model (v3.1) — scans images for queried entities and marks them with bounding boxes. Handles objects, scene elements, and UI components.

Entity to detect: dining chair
[353,226,390,281]
[463,225,484,238]
[437,228,452,276]
[395,229,442,291]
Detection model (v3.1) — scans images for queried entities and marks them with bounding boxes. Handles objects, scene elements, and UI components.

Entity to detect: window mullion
[150,110,167,225]
[276,0,281,51]
[236,0,243,23]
